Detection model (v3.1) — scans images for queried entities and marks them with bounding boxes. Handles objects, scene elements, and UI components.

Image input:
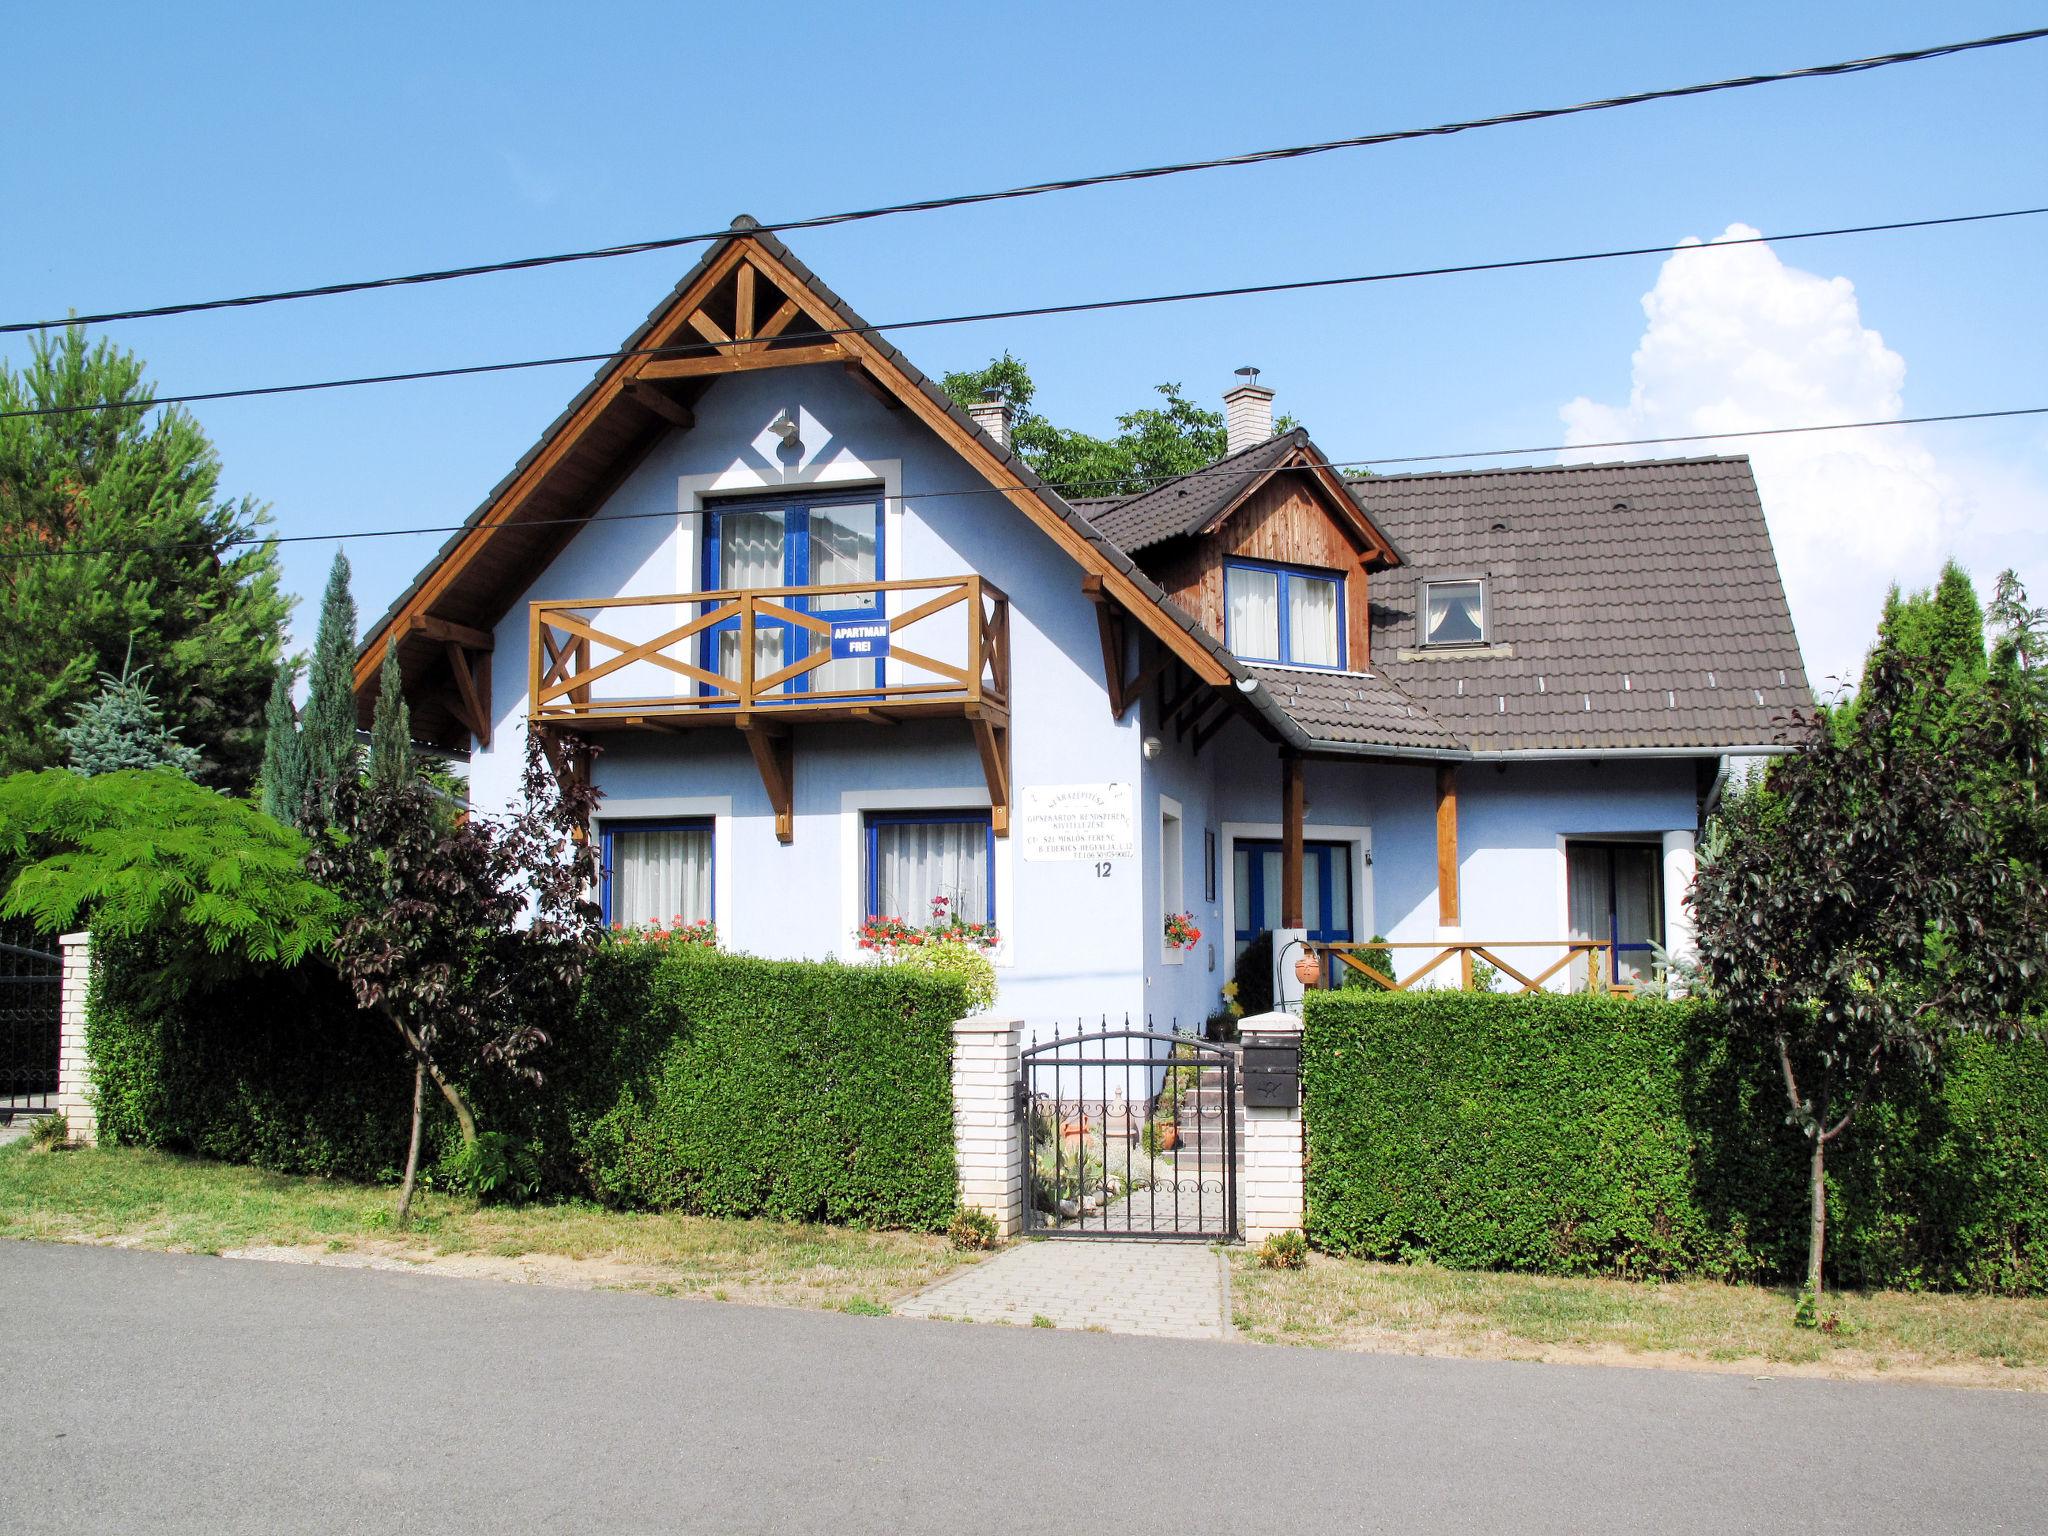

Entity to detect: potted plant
[1163,911,1201,952]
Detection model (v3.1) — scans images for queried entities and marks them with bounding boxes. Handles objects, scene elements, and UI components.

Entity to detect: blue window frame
[599,817,714,929]
[1566,840,1663,984]
[1223,559,1346,669]
[1233,839,1354,961]
[701,492,886,699]
[864,810,995,927]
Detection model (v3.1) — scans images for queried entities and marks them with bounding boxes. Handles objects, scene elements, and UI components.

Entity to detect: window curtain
[874,820,989,924]
[1227,567,1280,659]
[717,508,786,688]
[809,504,880,696]
[610,827,713,928]
[1288,576,1341,666]
[1426,582,1484,644]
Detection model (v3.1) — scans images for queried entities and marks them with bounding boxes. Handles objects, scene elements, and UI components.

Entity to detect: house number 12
[1094,862,1114,878]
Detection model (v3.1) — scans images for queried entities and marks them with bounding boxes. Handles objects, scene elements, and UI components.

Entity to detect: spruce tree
[368,643,413,792]
[0,326,290,789]
[259,661,308,826]
[301,552,360,818]
[57,655,204,779]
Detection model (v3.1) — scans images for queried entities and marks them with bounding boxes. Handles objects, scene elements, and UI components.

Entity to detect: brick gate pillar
[951,1013,1025,1236]
[1239,1009,1304,1242]
[53,931,96,1145]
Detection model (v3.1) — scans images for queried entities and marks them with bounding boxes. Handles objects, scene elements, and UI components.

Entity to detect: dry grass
[0,1145,974,1313]
[1231,1251,2048,1388]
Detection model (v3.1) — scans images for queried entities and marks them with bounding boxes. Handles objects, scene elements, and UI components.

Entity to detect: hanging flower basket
[1293,951,1323,987]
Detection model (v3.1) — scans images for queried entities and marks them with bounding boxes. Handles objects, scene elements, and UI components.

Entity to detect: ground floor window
[601,818,713,929]
[866,811,994,926]
[1565,839,1662,983]
[1233,839,1353,960]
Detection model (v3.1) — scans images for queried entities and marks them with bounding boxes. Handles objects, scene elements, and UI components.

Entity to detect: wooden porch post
[1435,763,1460,927]
[1281,753,1306,929]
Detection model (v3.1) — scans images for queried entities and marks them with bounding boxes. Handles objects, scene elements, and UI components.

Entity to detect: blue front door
[1233,840,1354,960]
[701,494,883,701]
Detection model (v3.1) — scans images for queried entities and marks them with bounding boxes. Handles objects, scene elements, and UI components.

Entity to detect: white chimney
[968,390,1014,451]
[1223,367,1275,455]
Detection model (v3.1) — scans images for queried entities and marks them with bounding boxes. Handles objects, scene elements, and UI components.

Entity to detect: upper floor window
[1422,578,1486,647]
[703,494,882,696]
[1224,560,1343,669]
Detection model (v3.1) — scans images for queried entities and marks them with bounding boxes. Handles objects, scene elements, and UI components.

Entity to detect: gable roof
[1089,428,1402,566]
[354,217,1261,745]
[1352,456,1809,753]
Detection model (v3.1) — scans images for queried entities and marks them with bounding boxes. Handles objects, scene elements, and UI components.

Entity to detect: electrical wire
[4,405,2040,563]
[3,25,2042,336]
[3,204,2041,423]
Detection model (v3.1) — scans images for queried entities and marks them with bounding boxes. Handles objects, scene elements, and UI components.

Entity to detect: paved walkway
[895,1238,1229,1339]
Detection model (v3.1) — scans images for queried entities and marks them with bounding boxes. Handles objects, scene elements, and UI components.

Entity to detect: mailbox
[1241,1037,1300,1110]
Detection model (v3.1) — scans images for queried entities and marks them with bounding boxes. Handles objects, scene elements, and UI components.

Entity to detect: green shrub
[86,930,968,1231]
[565,947,964,1229]
[884,938,996,1014]
[947,1207,1001,1251]
[1258,1229,1308,1269]
[27,1111,70,1151]
[1234,931,1273,1018]
[1303,990,2048,1292]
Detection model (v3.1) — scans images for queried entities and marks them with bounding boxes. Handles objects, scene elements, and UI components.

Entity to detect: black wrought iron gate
[1019,1026,1238,1241]
[0,928,61,1120]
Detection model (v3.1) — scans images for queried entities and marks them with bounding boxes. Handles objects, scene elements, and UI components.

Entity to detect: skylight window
[1423,579,1486,647]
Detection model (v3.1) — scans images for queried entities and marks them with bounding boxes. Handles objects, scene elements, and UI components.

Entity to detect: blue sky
[4,1,2043,688]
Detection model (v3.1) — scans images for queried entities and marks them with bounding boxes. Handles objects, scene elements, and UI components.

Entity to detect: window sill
[1395,642,1515,662]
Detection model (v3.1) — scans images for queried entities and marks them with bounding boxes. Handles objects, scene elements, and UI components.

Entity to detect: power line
[5,25,2043,337]
[4,203,2042,423]
[5,405,2040,563]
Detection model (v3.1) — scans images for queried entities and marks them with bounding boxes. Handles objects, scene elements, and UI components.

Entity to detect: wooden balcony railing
[527,574,1010,729]
[1306,939,1632,995]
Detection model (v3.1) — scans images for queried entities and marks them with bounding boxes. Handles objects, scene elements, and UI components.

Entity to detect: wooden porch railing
[1306,938,1630,995]
[527,574,1010,726]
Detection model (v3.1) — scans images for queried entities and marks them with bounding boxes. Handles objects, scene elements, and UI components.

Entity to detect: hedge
[87,934,968,1229]
[1302,989,2048,1293]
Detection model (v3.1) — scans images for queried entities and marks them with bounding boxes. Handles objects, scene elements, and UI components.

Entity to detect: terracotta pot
[1293,953,1323,987]
[1154,1123,1180,1152]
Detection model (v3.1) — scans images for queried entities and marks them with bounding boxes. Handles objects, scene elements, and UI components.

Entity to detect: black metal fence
[1019,1021,1238,1241]
[0,926,61,1119]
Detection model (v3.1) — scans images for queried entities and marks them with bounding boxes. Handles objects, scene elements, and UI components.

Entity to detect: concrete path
[6,1241,2046,1535]
[895,1238,1228,1338]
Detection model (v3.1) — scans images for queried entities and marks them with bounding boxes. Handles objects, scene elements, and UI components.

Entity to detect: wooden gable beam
[1082,574,1167,722]
[842,361,904,409]
[966,704,1011,838]
[737,717,795,843]
[635,341,848,381]
[734,239,1233,691]
[409,614,494,651]
[624,380,697,429]
[443,643,492,750]
[1198,448,1401,570]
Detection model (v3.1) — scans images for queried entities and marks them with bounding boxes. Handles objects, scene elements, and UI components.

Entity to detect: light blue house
[357,219,1809,1034]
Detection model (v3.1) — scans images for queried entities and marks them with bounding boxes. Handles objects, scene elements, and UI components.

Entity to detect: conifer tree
[301,552,360,818]
[0,327,290,788]
[258,661,308,826]
[57,654,203,779]
[368,643,413,792]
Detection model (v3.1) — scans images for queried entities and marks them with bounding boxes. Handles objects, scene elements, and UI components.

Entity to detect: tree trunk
[1806,1135,1827,1301]
[385,1011,479,1150]
[395,1059,426,1230]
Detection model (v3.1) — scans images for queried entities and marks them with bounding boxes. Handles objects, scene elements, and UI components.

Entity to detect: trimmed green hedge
[1303,989,2048,1293]
[87,936,967,1229]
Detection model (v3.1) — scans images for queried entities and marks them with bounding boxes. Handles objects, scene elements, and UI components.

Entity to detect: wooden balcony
[527,574,1011,842]
[1306,938,1635,996]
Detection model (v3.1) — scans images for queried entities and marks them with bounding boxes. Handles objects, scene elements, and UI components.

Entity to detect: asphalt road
[2,1242,2042,1535]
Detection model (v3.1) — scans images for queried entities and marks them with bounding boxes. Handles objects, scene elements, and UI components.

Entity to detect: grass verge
[0,1145,971,1314]
[1230,1252,2048,1388]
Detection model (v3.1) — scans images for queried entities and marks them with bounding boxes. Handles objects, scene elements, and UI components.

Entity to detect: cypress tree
[368,642,413,792]
[301,551,360,818]
[259,661,308,826]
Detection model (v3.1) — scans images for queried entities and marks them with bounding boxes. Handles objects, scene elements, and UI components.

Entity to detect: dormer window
[1423,578,1487,647]
[1225,560,1343,669]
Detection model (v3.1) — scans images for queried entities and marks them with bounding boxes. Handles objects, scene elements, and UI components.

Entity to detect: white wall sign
[1020,783,1135,862]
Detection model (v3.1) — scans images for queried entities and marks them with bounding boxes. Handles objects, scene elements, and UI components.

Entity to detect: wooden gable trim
[1197,447,1400,570]
[357,232,1232,711]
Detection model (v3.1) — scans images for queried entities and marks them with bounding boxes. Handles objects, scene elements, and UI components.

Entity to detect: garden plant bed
[0,1146,976,1315]
[1230,1252,2048,1389]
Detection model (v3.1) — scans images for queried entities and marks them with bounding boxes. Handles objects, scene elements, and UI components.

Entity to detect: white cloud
[1560,225,2045,693]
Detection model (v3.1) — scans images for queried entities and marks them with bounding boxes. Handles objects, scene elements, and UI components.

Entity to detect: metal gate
[1019,1025,1238,1241]
[0,928,61,1121]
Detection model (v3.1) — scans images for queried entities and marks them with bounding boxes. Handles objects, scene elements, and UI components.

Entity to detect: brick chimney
[1223,368,1275,455]
[968,389,1014,451]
